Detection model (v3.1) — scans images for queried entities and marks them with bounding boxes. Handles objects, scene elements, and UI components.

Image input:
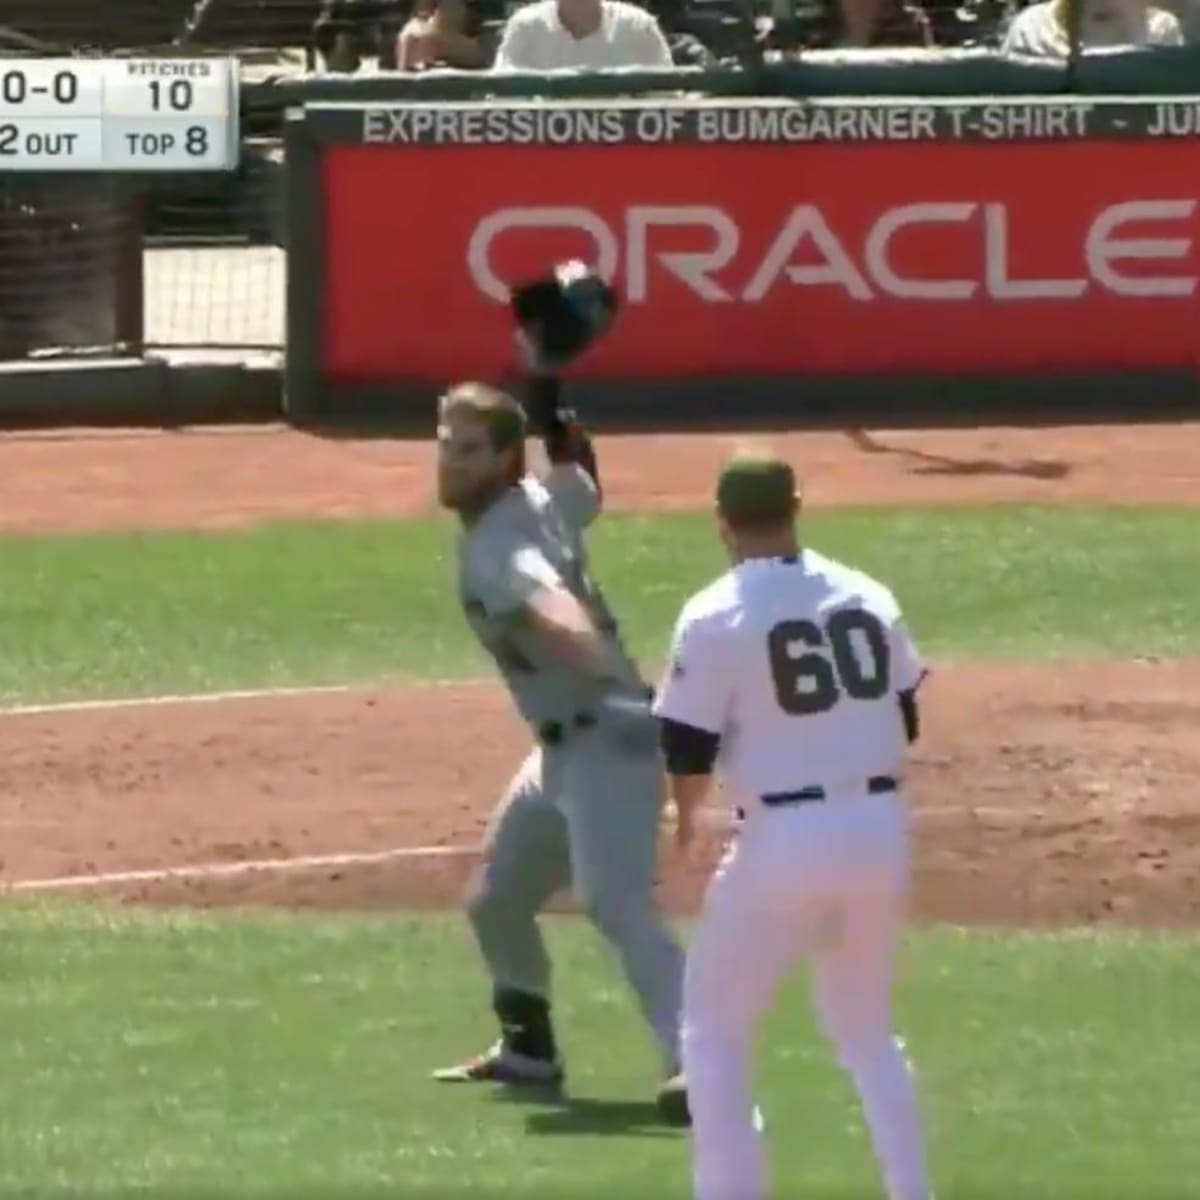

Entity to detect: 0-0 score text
[2,67,80,106]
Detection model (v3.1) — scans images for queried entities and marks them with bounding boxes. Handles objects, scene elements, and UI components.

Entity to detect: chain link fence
[0,176,142,359]
[0,2,308,364]
[0,134,288,362]
[139,139,286,353]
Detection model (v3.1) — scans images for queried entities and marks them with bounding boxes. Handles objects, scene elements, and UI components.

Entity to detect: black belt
[736,775,898,819]
[537,711,597,747]
[761,775,897,806]
[537,685,653,748]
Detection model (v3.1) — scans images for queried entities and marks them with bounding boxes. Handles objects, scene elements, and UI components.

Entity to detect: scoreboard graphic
[0,58,239,171]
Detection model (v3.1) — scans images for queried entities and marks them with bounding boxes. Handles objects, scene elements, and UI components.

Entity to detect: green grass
[0,505,1195,703]
[0,502,1193,1198]
[0,902,1196,1199]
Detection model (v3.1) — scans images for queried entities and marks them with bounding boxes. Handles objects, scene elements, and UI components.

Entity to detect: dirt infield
[2,421,1198,928]
[3,421,1200,534]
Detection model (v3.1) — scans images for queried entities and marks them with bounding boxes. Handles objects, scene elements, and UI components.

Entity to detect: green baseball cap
[716,452,799,528]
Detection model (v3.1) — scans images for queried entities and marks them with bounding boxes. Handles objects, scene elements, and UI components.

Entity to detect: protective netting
[141,145,286,351]
[0,151,285,361]
[0,1,303,361]
[143,247,284,351]
[0,176,141,360]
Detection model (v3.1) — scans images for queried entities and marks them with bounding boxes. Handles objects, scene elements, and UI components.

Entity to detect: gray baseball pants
[464,719,685,1072]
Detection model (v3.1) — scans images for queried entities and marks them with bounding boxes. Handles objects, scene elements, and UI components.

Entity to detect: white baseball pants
[682,787,932,1200]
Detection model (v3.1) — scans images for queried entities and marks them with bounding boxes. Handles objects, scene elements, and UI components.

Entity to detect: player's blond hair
[439,381,527,477]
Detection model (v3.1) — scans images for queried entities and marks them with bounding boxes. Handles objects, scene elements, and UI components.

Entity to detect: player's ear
[715,510,735,550]
[501,439,525,483]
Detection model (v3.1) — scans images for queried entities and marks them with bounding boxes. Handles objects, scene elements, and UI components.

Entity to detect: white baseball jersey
[457,464,643,728]
[1000,0,1181,56]
[653,548,925,797]
[493,0,673,71]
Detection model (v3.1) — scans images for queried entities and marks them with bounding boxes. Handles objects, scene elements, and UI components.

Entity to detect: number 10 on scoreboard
[0,58,239,172]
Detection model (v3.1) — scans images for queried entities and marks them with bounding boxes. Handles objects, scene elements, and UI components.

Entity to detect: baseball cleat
[432,1040,564,1086]
[656,1071,691,1126]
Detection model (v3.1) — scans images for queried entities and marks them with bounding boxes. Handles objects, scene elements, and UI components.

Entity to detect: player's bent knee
[578,889,644,939]
[466,868,546,930]
[465,874,503,927]
[578,894,621,936]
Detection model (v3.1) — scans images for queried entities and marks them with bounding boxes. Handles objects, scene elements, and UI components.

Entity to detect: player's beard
[440,472,514,523]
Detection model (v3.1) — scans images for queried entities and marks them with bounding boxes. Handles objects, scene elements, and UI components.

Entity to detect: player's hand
[514,327,560,376]
[513,327,540,372]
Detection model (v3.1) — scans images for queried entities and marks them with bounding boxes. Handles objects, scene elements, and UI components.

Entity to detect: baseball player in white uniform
[653,452,933,1200]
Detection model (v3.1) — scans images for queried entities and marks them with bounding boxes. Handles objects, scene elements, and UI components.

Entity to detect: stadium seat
[178,0,328,48]
[1,0,195,52]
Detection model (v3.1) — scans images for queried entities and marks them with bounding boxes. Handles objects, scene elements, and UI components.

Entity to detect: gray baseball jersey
[456,463,685,1072]
[457,465,644,726]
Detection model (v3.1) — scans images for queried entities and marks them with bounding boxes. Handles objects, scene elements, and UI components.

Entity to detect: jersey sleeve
[544,463,600,532]
[865,581,926,695]
[889,613,927,694]
[466,536,562,619]
[652,606,732,736]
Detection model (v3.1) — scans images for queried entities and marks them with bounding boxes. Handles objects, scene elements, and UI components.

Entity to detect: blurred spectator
[493,0,674,68]
[664,27,721,61]
[396,0,488,67]
[644,0,730,62]
[833,0,935,43]
[313,0,373,71]
[1157,0,1200,37]
[1001,0,1182,52]
[643,0,715,61]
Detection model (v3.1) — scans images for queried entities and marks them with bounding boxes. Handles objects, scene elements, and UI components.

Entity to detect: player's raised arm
[510,260,618,522]
[525,373,603,523]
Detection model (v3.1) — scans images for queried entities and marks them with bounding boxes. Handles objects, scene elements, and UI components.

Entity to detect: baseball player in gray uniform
[429,342,687,1118]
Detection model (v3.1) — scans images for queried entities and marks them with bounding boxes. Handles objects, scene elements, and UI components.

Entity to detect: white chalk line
[0,679,498,718]
[3,653,1178,718]
[0,682,364,717]
[1,805,1029,895]
[4,843,476,894]
[0,680,1090,895]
